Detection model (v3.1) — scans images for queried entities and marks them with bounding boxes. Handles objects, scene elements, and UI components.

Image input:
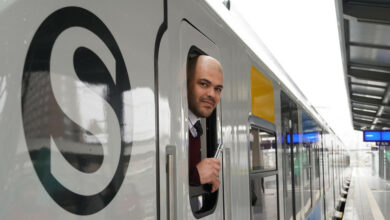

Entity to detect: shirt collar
[188,110,200,129]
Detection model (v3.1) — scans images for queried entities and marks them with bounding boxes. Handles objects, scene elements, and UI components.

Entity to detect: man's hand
[196,158,221,193]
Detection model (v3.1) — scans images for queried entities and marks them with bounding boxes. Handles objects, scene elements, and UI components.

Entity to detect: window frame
[186,45,222,218]
[248,124,278,173]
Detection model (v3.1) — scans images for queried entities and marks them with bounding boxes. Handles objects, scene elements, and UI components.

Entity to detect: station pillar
[379,146,384,179]
[385,146,390,180]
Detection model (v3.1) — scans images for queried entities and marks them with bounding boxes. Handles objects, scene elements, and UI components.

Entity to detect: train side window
[250,174,279,220]
[249,125,279,220]
[249,127,277,171]
[280,91,301,220]
[187,47,219,218]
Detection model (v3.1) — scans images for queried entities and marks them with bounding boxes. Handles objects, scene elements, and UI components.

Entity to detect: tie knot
[193,121,203,138]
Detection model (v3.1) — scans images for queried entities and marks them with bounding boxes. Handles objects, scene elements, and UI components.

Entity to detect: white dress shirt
[188,110,200,138]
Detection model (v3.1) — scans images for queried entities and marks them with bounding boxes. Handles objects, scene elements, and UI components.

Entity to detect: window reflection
[250,175,278,220]
[0,76,6,114]
[249,124,279,220]
[249,127,277,171]
[23,72,108,174]
[301,111,323,217]
[280,92,299,220]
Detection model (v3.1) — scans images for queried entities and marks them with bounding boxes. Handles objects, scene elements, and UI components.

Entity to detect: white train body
[0,0,349,219]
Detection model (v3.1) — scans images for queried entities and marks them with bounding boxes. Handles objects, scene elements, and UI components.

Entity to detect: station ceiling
[341,0,390,131]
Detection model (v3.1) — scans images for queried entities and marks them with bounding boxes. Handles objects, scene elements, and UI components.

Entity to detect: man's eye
[216,88,222,92]
[200,83,207,87]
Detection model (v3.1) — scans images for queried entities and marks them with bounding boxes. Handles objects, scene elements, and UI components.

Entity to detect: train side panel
[0,0,349,220]
[0,1,162,219]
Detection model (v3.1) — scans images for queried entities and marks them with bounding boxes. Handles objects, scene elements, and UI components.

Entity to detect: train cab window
[249,127,277,171]
[187,47,220,218]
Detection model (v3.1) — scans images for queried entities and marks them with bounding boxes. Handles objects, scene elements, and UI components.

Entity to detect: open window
[187,46,220,218]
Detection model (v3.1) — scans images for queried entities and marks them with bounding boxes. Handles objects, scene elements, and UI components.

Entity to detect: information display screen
[286,132,319,143]
[381,131,390,141]
[363,130,390,142]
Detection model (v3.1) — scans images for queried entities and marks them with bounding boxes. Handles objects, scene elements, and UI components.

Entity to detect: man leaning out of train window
[187,55,223,193]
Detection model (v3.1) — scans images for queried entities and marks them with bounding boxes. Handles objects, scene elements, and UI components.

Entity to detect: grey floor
[343,151,390,220]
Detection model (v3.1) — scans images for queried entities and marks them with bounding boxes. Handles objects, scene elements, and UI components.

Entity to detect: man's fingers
[206,158,220,166]
[196,158,222,185]
[211,178,221,193]
[215,163,221,171]
[207,158,221,171]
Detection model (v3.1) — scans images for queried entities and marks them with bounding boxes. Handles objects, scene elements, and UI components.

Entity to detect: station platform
[343,151,390,220]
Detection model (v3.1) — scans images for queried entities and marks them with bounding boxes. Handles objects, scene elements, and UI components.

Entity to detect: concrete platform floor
[343,151,390,220]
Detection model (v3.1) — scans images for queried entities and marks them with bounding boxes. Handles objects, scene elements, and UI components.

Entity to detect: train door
[249,65,279,220]
[280,92,301,220]
[301,112,323,219]
[322,135,334,219]
[1,1,163,219]
[320,130,328,220]
[248,119,279,220]
[162,21,224,220]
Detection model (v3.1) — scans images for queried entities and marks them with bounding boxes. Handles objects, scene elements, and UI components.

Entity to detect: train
[0,0,350,219]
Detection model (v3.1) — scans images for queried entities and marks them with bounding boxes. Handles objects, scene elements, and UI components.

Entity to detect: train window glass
[324,146,330,190]
[330,144,336,208]
[336,149,340,202]
[248,116,279,220]
[302,153,312,217]
[281,92,293,220]
[249,127,277,171]
[250,174,279,220]
[324,140,335,214]
[302,111,321,216]
[187,47,219,218]
[312,142,321,203]
[281,91,302,220]
[291,108,302,220]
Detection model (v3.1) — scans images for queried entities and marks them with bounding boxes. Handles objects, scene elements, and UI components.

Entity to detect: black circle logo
[21,7,132,215]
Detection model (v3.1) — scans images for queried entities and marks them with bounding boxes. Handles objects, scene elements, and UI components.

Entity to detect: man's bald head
[187,55,223,84]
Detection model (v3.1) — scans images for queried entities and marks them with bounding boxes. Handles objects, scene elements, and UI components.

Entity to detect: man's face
[188,56,224,118]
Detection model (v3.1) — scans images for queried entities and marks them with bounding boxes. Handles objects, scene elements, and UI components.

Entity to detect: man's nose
[206,87,216,98]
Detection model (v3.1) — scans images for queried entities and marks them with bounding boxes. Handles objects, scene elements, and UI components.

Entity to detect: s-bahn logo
[21,7,132,215]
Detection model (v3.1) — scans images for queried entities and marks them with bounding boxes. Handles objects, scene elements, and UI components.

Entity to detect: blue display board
[364,131,381,141]
[286,132,319,144]
[363,130,390,142]
[286,133,300,144]
[382,131,390,141]
[303,132,319,143]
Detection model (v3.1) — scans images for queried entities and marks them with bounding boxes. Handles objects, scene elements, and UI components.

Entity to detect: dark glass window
[249,127,277,171]
[249,125,279,220]
[312,141,321,203]
[250,175,279,219]
[302,111,322,216]
[281,91,301,220]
